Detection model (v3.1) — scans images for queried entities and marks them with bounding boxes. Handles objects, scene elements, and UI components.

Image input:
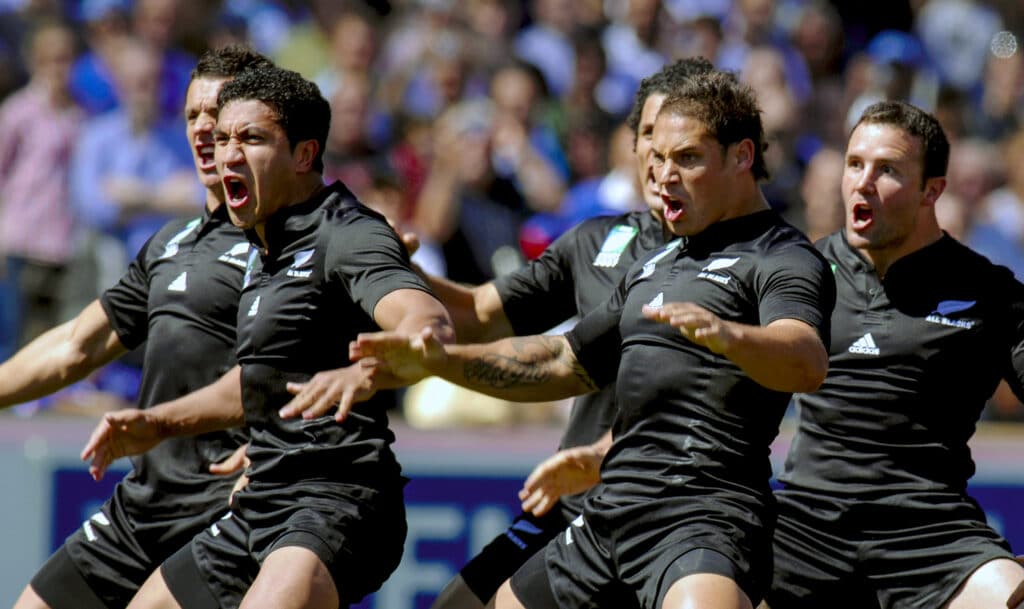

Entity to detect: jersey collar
[246,181,355,256]
[684,209,780,255]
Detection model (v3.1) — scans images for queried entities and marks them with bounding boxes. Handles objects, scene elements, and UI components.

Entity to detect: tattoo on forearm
[463,336,575,389]
[464,354,551,387]
[572,360,598,392]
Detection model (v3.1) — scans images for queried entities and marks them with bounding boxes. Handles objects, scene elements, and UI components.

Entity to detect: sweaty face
[842,122,930,258]
[649,112,735,237]
[635,93,666,216]
[214,99,302,231]
[185,77,228,192]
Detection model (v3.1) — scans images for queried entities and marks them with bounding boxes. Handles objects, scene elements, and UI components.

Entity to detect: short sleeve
[494,226,579,335]
[564,277,626,388]
[100,234,155,349]
[755,243,836,348]
[326,212,434,318]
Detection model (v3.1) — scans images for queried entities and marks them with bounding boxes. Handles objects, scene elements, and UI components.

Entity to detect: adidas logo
[848,333,880,355]
[648,292,664,309]
[168,272,187,292]
[247,295,260,317]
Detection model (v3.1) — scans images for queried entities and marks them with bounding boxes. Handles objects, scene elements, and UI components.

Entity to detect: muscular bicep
[75,300,129,365]
[374,288,455,344]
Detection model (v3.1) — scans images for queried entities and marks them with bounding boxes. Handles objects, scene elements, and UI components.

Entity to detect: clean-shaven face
[184,77,228,192]
[650,112,736,236]
[214,98,301,230]
[635,93,667,217]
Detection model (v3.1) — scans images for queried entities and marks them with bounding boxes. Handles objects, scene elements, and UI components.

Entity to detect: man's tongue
[664,197,684,222]
[853,205,873,228]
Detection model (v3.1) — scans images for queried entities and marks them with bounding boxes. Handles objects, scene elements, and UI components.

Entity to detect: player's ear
[293,139,319,173]
[922,176,946,207]
[733,139,754,173]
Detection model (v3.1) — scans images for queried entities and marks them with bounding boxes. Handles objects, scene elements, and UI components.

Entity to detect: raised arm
[352,329,597,403]
[642,304,828,393]
[81,366,244,480]
[0,300,126,409]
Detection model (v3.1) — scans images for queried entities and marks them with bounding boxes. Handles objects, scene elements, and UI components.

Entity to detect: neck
[205,190,223,213]
[253,177,326,251]
[857,216,943,278]
[721,185,771,222]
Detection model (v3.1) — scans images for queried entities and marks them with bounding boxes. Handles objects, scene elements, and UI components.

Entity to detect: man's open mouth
[852,203,873,229]
[223,176,250,209]
[662,194,684,222]
[196,144,216,171]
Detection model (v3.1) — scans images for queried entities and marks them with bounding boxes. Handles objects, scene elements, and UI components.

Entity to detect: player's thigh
[493,579,528,609]
[661,573,753,609]
[430,573,489,609]
[240,546,339,609]
[125,568,184,609]
[865,498,1013,609]
[14,585,52,609]
[943,557,1024,609]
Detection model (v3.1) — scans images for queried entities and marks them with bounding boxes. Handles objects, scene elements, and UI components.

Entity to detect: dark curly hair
[853,100,949,184]
[625,56,717,148]
[190,44,273,82]
[218,66,331,173]
[657,71,770,181]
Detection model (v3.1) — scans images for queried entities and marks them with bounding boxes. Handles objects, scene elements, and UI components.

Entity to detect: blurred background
[1,1,1023,607]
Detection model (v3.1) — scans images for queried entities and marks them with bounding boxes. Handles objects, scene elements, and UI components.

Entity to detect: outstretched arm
[81,366,244,480]
[0,300,126,409]
[642,303,828,393]
[352,328,597,402]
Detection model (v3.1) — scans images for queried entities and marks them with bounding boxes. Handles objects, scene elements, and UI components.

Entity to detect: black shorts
[767,488,1014,609]
[459,506,574,602]
[32,493,228,609]
[163,479,406,608]
[510,502,768,609]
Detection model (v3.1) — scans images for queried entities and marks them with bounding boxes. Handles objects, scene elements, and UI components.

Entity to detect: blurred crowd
[1,0,1023,421]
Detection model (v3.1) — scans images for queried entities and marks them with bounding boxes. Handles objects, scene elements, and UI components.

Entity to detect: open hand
[349,326,445,383]
[642,302,737,354]
[519,445,603,517]
[81,409,163,481]
[278,362,381,423]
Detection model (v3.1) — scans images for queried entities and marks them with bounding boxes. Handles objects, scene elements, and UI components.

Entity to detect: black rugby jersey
[100,203,250,523]
[565,211,833,524]
[780,232,1024,498]
[236,181,433,485]
[494,211,668,485]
